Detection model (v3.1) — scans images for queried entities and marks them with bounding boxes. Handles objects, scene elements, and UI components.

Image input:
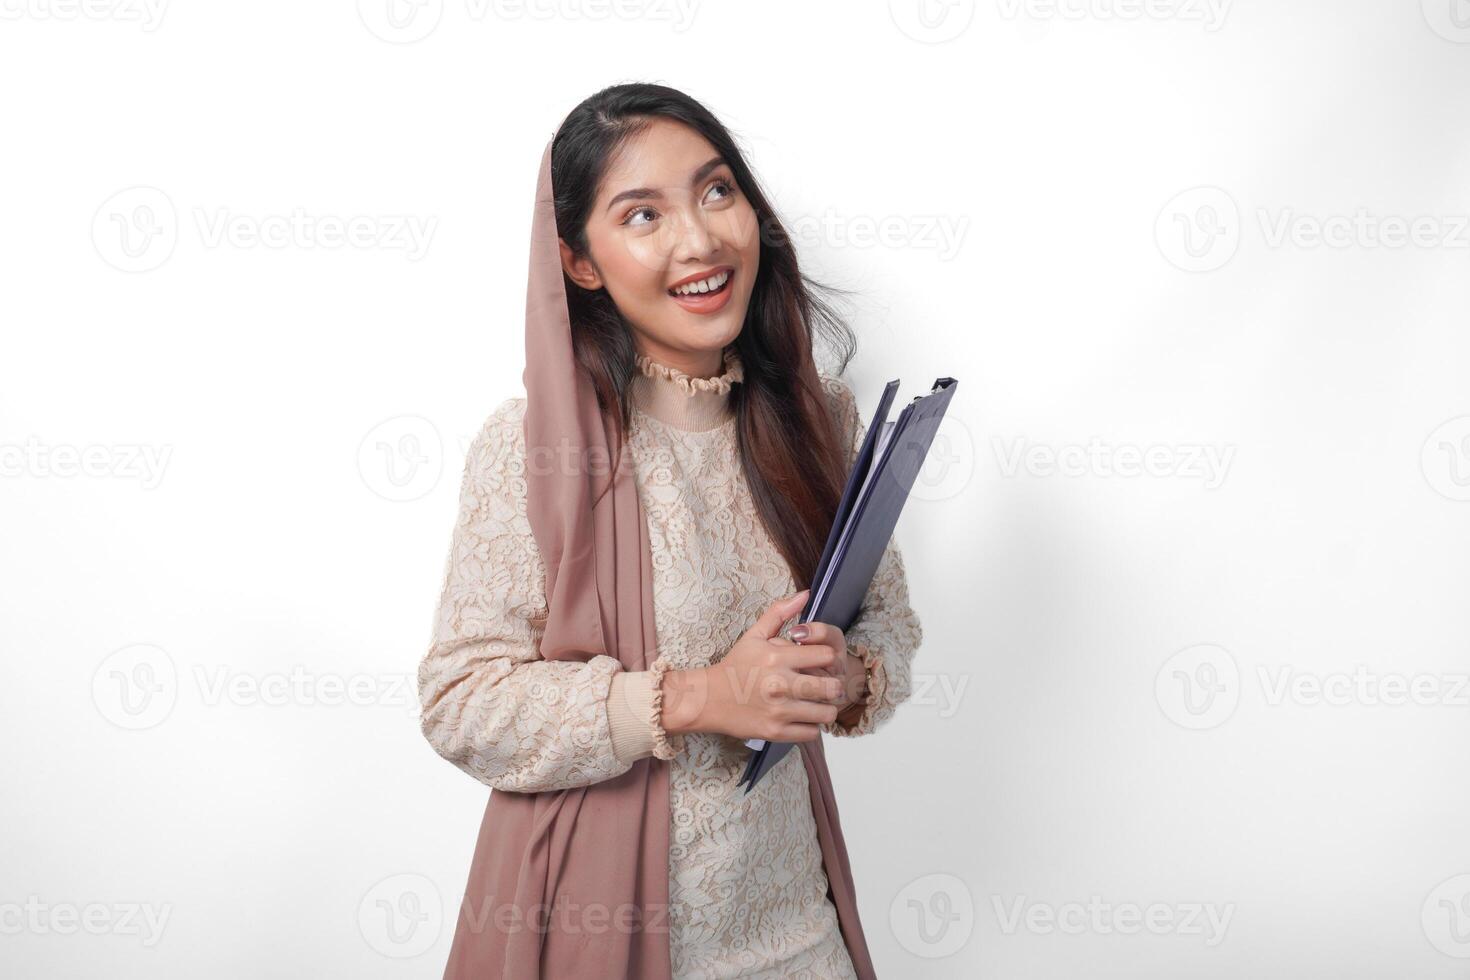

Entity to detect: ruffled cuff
[647,657,687,760]
[823,641,886,738]
[606,662,686,764]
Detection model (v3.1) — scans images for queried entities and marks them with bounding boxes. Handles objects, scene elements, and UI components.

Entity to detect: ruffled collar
[633,348,744,394]
[630,347,743,432]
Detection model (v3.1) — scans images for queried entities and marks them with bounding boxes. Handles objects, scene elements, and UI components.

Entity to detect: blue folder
[738,375,959,793]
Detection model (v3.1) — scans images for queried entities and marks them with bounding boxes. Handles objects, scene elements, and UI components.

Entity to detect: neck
[630,347,744,432]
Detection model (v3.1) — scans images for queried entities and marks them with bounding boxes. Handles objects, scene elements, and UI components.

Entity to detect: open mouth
[667,268,733,299]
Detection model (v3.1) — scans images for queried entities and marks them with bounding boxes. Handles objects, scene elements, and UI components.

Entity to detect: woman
[417,83,923,979]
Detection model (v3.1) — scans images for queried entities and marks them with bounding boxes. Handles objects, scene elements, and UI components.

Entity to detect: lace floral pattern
[417,370,922,979]
[417,401,631,793]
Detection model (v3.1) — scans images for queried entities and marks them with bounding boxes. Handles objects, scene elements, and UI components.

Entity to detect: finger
[793,621,846,655]
[774,722,822,743]
[783,698,842,725]
[789,672,844,704]
[749,589,810,640]
[784,644,838,672]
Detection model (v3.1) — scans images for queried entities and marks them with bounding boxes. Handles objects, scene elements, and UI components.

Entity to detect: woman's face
[560,117,761,377]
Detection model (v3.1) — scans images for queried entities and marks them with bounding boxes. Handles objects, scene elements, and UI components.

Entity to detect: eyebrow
[604,156,729,214]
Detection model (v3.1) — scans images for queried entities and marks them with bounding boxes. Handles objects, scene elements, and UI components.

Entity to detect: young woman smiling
[418,83,923,979]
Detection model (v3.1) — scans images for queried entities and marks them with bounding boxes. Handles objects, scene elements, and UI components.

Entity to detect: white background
[3,1,1470,976]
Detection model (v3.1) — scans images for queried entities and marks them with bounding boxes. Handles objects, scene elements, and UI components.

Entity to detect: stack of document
[739,375,959,793]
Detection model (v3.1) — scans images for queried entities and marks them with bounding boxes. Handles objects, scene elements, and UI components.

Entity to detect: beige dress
[418,352,923,980]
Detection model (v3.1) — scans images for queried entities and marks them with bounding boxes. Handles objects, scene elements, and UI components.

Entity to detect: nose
[663,201,720,265]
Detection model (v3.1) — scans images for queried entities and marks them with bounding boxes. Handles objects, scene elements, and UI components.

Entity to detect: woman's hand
[784,620,869,726]
[660,590,848,743]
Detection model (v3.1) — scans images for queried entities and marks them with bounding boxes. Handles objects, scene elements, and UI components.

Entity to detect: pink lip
[668,267,735,316]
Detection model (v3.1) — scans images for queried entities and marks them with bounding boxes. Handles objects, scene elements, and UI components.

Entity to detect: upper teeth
[672,270,730,295]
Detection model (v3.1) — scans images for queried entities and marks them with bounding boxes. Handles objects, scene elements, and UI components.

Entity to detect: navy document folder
[738,375,959,793]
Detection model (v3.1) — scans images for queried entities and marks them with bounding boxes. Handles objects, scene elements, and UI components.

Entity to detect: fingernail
[790,625,810,641]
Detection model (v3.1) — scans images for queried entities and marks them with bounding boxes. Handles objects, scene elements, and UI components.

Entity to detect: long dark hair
[551,82,857,591]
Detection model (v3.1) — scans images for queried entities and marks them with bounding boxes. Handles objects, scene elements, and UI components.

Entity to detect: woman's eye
[623,205,658,227]
[705,178,735,205]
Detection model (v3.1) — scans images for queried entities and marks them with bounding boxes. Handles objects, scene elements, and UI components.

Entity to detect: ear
[559,239,603,291]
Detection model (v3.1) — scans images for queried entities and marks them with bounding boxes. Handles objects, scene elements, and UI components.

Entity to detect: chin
[663,315,744,351]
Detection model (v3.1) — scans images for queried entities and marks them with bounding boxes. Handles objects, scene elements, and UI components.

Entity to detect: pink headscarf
[439,135,878,980]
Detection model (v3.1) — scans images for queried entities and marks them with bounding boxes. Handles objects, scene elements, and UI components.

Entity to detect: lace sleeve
[417,397,636,792]
[815,375,925,738]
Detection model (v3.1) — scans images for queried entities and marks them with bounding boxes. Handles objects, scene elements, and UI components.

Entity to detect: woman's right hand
[660,589,847,743]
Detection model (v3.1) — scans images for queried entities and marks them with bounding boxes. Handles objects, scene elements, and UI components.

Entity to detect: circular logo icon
[359,873,443,958]
[357,0,443,44]
[889,0,976,44]
[1421,416,1470,502]
[92,186,177,273]
[1155,643,1239,730]
[1155,186,1240,273]
[905,411,975,503]
[1423,874,1470,957]
[870,406,975,507]
[889,872,974,958]
[1421,0,1470,43]
[92,643,178,730]
[358,416,443,502]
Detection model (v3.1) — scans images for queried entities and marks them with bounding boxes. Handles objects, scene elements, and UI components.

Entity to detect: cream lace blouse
[418,350,923,979]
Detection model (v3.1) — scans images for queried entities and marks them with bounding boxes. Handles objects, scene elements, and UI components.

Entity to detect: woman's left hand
[778,620,868,722]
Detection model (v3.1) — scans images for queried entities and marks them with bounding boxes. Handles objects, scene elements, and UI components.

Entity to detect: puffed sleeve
[417,397,678,793]
[815,375,925,738]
